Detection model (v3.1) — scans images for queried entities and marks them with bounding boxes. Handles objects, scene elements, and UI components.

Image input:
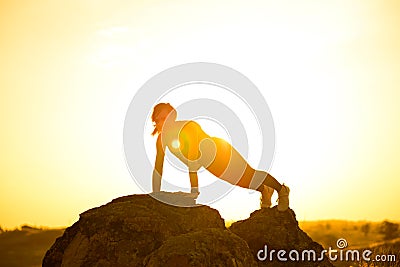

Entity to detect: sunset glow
[1,1,400,228]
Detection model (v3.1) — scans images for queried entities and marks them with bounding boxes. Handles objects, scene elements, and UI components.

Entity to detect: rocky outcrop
[230,207,333,266]
[43,193,230,267]
[144,228,257,267]
[43,193,332,266]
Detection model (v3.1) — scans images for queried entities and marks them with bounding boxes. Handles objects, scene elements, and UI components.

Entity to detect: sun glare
[1,0,399,228]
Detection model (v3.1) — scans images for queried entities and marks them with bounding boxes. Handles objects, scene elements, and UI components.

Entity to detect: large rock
[144,228,257,267]
[230,207,334,266]
[43,193,225,267]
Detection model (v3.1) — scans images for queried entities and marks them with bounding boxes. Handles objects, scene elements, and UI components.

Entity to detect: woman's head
[151,103,177,135]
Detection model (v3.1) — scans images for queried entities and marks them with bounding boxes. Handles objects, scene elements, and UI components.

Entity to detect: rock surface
[144,228,257,267]
[43,193,332,266]
[43,193,225,267]
[230,207,333,266]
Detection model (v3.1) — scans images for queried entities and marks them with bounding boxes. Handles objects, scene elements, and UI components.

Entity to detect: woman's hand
[153,135,165,192]
[189,187,200,199]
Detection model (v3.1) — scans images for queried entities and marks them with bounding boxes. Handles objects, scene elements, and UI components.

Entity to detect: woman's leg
[253,171,282,193]
[203,137,290,210]
[244,170,278,209]
[246,170,290,210]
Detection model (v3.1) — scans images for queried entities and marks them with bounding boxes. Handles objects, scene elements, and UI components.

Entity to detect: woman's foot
[277,184,290,211]
[260,185,274,208]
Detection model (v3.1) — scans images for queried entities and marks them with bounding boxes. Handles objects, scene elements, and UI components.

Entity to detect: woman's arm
[187,121,200,195]
[152,135,165,192]
[189,172,199,194]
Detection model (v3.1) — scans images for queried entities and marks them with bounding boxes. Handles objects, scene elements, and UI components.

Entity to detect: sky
[1,0,399,228]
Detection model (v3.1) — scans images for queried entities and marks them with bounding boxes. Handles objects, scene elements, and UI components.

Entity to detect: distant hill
[0,226,64,267]
[299,220,399,249]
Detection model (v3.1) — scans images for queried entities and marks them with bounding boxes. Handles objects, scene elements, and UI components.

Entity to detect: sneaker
[260,185,274,208]
[277,184,290,211]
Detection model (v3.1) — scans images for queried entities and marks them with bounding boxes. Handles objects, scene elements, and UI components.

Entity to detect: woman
[151,103,290,211]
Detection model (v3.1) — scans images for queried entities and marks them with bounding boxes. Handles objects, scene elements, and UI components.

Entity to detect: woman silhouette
[151,103,290,211]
